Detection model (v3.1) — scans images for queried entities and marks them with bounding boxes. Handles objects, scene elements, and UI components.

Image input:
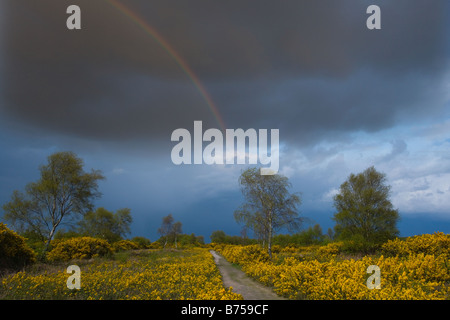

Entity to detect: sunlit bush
[148,241,162,249]
[382,232,450,257]
[315,241,344,260]
[47,237,112,261]
[0,223,36,272]
[220,244,270,266]
[112,240,139,252]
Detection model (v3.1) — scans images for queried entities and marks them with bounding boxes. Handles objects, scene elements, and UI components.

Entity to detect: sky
[1,0,449,242]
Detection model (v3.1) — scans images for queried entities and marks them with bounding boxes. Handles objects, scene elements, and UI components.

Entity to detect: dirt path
[210,250,286,300]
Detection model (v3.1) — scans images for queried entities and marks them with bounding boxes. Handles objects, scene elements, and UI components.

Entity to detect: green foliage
[148,241,163,249]
[2,151,104,251]
[20,229,47,259]
[0,223,36,272]
[78,207,132,242]
[157,214,183,248]
[54,229,83,240]
[333,166,399,249]
[210,230,226,243]
[210,230,256,245]
[339,234,381,254]
[131,236,152,249]
[47,236,112,261]
[234,167,302,256]
[272,224,328,246]
[177,233,205,247]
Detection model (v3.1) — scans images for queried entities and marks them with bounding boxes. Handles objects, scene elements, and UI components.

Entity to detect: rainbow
[105,0,226,131]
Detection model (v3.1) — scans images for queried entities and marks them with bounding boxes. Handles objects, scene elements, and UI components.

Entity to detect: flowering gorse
[1,248,242,300]
[215,233,450,300]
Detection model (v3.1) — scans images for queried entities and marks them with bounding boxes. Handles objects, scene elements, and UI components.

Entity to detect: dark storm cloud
[1,0,448,146]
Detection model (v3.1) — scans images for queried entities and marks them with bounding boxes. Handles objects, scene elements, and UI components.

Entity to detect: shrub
[20,230,47,259]
[382,232,450,257]
[315,241,344,260]
[112,240,139,252]
[241,245,270,263]
[0,223,36,272]
[131,236,152,249]
[340,234,381,254]
[47,237,112,261]
[219,244,270,266]
[148,241,162,249]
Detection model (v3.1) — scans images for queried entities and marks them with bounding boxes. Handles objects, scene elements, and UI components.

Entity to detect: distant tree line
[157,214,204,247]
[210,230,257,245]
[272,224,334,246]
[210,224,334,247]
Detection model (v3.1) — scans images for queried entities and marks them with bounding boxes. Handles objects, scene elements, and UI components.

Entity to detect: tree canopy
[2,151,104,250]
[77,207,132,243]
[234,167,302,257]
[158,214,183,248]
[333,166,399,251]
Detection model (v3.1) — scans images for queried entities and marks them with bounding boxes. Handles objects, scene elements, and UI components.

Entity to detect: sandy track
[210,250,286,300]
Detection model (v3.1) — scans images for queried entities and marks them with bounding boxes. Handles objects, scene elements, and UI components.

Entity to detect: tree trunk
[44,238,52,252]
[267,226,272,259]
[267,211,273,259]
[45,225,57,252]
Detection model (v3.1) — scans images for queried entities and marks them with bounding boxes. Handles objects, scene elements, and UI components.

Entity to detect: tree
[234,167,302,258]
[210,230,226,243]
[326,227,335,241]
[158,214,174,248]
[78,207,132,242]
[172,221,183,248]
[157,214,182,248]
[297,224,324,245]
[332,166,399,251]
[2,151,104,251]
[209,230,254,245]
[131,236,152,249]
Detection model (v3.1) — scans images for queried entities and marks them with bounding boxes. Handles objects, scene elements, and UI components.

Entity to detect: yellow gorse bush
[47,237,113,261]
[382,232,450,257]
[215,233,450,300]
[1,248,242,300]
[112,240,139,252]
[0,223,36,271]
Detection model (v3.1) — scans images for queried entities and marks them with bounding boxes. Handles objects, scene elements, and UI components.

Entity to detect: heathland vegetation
[1,152,449,300]
[212,233,450,299]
